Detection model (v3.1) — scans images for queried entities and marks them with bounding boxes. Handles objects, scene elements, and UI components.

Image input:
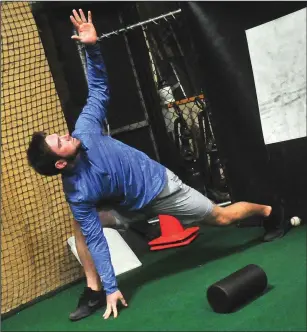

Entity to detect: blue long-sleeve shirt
[62,43,166,295]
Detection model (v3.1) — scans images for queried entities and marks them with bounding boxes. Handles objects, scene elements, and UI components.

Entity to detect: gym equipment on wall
[194,97,230,202]
[173,101,208,196]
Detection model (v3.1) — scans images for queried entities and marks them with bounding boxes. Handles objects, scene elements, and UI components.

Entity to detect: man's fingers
[120,297,128,307]
[70,15,79,29]
[103,304,112,320]
[103,292,127,320]
[71,35,81,41]
[88,11,92,23]
[112,303,118,318]
[72,9,82,23]
[79,9,87,23]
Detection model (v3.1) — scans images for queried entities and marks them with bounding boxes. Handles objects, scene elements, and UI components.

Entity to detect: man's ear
[55,159,67,170]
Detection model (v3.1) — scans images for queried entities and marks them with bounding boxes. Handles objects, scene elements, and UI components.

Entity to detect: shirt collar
[62,151,86,176]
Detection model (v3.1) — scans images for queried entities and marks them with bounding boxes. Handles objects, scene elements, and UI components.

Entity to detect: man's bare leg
[207,201,272,226]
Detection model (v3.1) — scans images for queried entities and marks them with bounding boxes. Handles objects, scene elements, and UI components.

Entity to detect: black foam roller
[207,264,268,313]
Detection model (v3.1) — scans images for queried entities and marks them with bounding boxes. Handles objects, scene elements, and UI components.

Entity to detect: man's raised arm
[71,9,109,129]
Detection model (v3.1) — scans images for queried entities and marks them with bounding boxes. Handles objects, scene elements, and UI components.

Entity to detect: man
[27,9,275,321]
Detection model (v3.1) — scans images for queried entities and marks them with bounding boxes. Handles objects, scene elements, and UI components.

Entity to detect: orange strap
[167,94,204,108]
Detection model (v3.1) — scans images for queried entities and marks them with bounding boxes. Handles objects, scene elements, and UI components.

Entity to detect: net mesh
[1,1,82,315]
[143,21,206,143]
[140,19,229,197]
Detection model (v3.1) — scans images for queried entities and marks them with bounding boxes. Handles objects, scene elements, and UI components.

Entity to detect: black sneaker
[69,287,106,321]
[262,202,290,242]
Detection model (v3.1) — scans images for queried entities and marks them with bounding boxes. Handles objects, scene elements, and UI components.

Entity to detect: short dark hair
[27,132,62,176]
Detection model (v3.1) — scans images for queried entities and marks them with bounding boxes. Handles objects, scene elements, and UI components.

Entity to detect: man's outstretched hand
[70,9,98,45]
[103,290,128,319]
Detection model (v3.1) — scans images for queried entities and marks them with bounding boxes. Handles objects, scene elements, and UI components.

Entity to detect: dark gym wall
[184,2,307,218]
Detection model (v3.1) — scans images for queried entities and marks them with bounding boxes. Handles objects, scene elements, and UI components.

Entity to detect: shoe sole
[262,229,285,242]
[69,303,104,321]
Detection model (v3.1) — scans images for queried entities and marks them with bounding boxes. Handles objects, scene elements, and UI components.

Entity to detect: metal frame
[110,120,149,136]
[118,13,161,161]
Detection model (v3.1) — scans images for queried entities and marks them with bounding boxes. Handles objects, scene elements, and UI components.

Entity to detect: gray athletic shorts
[106,168,215,226]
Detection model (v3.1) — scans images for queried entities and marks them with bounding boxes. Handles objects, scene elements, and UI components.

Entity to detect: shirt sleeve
[75,43,110,131]
[69,202,118,295]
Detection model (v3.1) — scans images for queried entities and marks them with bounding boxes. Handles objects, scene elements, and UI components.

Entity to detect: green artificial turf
[2,224,306,331]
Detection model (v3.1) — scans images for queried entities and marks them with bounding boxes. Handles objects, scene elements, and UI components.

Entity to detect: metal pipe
[217,201,232,207]
[98,9,182,40]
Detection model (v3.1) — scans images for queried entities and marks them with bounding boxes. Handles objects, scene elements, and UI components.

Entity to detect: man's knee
[97,210,117,227]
